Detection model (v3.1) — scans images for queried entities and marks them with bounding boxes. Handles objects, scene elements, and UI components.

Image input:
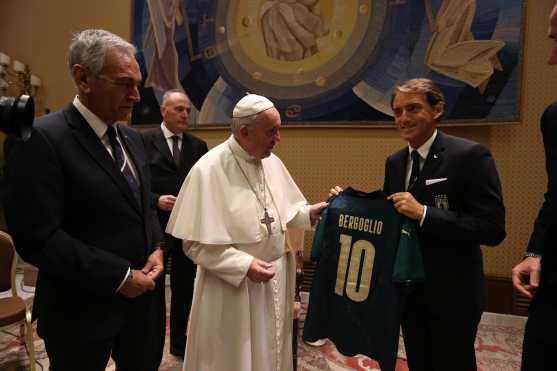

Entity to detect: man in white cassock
[166,94,328,371]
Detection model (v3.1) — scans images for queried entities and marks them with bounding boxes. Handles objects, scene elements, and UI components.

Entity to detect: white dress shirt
[161,122,182,155]
[405,129,438,226]
[73,96,138,180]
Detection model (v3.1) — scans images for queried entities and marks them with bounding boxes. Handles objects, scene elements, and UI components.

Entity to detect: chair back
[0,231,16,294]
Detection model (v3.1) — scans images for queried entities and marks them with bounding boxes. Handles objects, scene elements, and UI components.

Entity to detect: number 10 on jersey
[335,234,376,302]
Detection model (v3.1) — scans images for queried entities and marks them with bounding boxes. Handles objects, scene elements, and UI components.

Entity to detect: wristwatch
[523,252,542,259]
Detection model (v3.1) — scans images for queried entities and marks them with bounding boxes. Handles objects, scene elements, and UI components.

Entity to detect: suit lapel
[179,135,195,176]
[409,131,446,197]
[66,106,141,215]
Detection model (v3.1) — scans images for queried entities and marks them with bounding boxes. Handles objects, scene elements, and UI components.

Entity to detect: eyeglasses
[96,74,142,90]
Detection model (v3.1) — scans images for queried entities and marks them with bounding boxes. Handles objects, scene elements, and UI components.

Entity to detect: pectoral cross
[260,209,275,235]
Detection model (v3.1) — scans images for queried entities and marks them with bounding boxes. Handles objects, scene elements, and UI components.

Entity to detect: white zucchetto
[232,94,275,118]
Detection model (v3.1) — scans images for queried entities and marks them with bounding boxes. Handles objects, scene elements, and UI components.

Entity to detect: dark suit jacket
[141,127,208,230]
[4,104,164,342]
[527,102,557,303]
[383,131,506,319]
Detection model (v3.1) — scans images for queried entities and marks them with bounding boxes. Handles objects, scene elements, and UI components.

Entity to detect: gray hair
[162,89,188,105]
[231,114,258,136]
[68,29,136,75]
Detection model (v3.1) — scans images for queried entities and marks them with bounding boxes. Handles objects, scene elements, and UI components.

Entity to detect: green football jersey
[304,187,417,371]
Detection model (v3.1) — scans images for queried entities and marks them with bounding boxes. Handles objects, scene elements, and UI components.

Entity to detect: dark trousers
[45,287,165,371]
[168,236,196,356]
[521,300,557,371]
[401,291,481,371]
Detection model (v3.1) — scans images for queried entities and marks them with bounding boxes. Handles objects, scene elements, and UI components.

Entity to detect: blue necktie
[106,126,141,206]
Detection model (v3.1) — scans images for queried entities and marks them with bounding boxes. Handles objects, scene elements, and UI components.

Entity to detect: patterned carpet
[0,285,526,371]
[297,291,525,371]
[297,312,525,371]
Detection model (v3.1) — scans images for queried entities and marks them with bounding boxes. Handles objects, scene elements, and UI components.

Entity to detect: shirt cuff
[155,243,167,253]
[116,268,131,292]
[288,204,312,230]
[419,206,427,227]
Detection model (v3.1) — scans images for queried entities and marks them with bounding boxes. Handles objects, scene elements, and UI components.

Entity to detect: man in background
[512,4,557,370]
[4,29,165,371]
[142,89,208,357]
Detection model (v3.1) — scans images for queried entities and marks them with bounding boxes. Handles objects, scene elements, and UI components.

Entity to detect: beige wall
[0,0,133,112]
[1,0,555,278]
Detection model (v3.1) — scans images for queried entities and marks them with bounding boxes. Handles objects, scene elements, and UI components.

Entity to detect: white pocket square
[426,178,447,186]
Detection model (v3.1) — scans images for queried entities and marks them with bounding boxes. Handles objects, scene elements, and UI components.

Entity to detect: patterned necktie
[106,125,141,206]
[408,150,421,190]
[171,135,181,168]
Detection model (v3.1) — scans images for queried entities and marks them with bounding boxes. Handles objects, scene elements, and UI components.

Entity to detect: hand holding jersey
[333,186,425,222]
[387,192,425,221]
[310,202,329,225]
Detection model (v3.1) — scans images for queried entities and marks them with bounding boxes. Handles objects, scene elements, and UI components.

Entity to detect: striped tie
[106,125,141,206]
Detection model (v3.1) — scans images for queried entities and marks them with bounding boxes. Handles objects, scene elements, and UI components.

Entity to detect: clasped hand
[158,194,177,211]
[247,258,275,283]
[511,257,541,299]
[119,248,164,298]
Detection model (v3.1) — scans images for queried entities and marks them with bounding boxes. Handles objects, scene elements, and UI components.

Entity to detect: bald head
[161,90,191,134]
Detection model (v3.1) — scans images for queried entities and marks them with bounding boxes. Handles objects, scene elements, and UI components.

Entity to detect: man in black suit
[4,29,165,371]
[512,4,557,370]
[142,89,208,357]
[384,78,506,370]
